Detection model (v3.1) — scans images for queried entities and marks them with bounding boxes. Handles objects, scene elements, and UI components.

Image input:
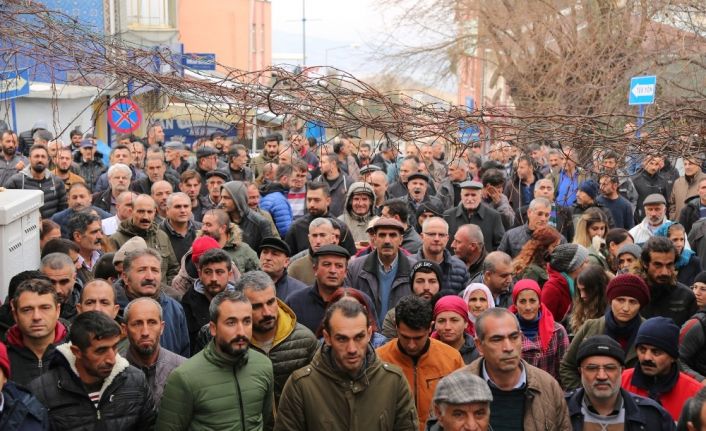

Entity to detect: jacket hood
[273,300,297,346]
[55,342,130,401]
[259,182,288,196]
[344,181,376,218]
[19,165,54,180]
[224,222,244,248]
[6,320,68,349]
[221,181,250,217]
[311,342,379,387]
[194,279,236,296]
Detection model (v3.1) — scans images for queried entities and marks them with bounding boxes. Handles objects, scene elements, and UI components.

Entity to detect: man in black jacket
[0,341,50,430]
[443,180,505,253]
[28,311,156,430]
[220,180,273,252]
[73,139,105,191]
[632,156,669,224]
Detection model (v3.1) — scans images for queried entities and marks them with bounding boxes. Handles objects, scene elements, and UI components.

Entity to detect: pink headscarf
[432,295,474,336]
[508,279,555,351]
[461,283,495,323]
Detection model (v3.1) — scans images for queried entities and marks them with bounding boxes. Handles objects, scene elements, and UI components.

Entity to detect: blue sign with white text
[629,75,657,105]
[0,69,30,101]
[182,53,216,71]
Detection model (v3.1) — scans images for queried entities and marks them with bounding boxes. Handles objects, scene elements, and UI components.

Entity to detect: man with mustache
[116,248,190,357]
[158,290,274,430]
[401,172,444,231]
[180,249,235,353]
[621,317,701,422]
[0,129,28,186]
[629,194,672,245]
[40,252,83,321]
[65,210,104,284]
[639,236,696,326]
[51,146,85,190]
[27,311,156,430]
[258,237,307,300]
[124,297,186,406]
[462,308,570,431]
[5,144,67,219]
[566,335,673,431]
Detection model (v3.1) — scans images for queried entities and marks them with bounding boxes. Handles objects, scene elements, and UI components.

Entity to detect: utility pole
[302,0,306,66]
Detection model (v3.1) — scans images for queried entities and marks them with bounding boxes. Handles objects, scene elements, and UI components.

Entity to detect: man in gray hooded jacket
[337,181,377,243]
[219,180,275,252]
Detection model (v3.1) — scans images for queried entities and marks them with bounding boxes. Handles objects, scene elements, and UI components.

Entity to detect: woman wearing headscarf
[431,295,479,364]
[508,279,568,381]
[461,283,494,325]
[559,273,649,390]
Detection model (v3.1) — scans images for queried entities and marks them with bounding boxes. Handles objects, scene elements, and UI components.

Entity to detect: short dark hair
[603,150,619,161]
[307,181,331,197]
[29,144,49,157]
[8,271,50,303]
[66,211,101,240]
[69,129,83,139]
[41,238,80,258]
[198,248,232,271]
[475,308,519,342]
[395,295,433,330]
[677,388,706,431]
[70,311,122,351]
[383,199,410,222]
[93,253,118,280]
[12,278,58,308]
[276,163,294,179]
[111,144,131,157]
[209,290,249,323]
[641,236,676,265]
[323,298,369,333]
[40,219,60,241]
[180,169,202,184]
[481,168,506,187]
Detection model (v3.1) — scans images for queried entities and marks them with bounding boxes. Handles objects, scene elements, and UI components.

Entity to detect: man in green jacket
[157,290,274,431]
[275,299,418,431]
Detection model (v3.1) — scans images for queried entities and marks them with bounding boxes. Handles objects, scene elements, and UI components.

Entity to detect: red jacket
[621,367,701,421]
[541,265,573,322]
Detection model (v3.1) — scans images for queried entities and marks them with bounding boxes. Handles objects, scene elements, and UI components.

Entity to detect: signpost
[181,53,216,71]
[627,75,657,174]
[0,69,30,132]
[107,98,142,134]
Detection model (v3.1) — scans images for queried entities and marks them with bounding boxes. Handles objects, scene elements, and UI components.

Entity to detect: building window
[127,0,171,28]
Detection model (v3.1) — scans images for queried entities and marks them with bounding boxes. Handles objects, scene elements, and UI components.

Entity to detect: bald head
[77,279,119,319]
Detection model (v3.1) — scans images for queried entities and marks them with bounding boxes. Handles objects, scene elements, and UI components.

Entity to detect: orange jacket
[376,338,464,431]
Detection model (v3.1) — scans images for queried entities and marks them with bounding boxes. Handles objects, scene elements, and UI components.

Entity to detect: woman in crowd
[509,279,568,380]
[461,283,494,327]
[655,222,702,286]
[569,264,610,335]
[40,219,61,250]
[605,228,634,273]
[678,271,706,382]
[316,287,388,348]
[560,273,649,389]
[512,226,562,287]
[542,243,590,323]
[431,295,479,364]
[572,207,611,269]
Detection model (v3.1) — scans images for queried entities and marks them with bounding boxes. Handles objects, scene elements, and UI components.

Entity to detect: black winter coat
[444,202,505,253]
[284,212,357,256]
[679,195,703,235]
[0,381,49,431]
[72,159,105,191]
[641,281,697,326]
[4,170,67,219]
[180,283,214,355]
[27,345,156,431]
[632,170,669,222]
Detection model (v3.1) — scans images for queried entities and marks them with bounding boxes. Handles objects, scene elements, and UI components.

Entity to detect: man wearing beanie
[560,274,650,390]
[572,179,614,229]
[542,243,590,321]
[565,335,674,431]
[621,317,702,421]
[0,341,51,430]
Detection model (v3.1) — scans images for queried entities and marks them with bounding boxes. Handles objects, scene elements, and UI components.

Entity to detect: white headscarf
[461,283,495,323]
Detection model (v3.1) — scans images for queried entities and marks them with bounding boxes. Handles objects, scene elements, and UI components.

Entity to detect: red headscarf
[432,295,475,336]
[509,279,555,351]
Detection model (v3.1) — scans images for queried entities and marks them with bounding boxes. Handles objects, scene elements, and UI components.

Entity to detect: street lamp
[324,43,360,66]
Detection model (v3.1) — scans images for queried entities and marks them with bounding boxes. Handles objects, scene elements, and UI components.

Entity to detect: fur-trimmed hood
[55,342,130,402]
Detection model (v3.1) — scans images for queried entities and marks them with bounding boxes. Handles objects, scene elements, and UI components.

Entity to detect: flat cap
[643,193,666,206]
[312,244,350,259]
[366,216,381,233]
[359,164,382,175]
[459,180,483,189]
[196,146,218,159]
[205,169,229,181]
[373,217,405,232]
[113,236,148,265]
[433,370,493,405]
[164,141,186,151]
[259,237,291,257]
[407,172,429,183]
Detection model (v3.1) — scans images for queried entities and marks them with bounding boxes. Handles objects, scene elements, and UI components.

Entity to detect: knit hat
[578,180,599,200]
[605,274,650,308]
[693,271,706,285]
[433,370,493,405]
[635,317,680,358]
[511,279,542,304]
[192,236,221,264]
[576,335,626,366]
[550,243,589,273]
[113,236,148,265]
[617,243,641,259]
[410,260,443,285]
[433,296,472,334]
[0,341,9,379]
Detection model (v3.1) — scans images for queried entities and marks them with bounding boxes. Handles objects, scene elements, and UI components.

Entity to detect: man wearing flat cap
[346,217,417,328]
[444,180,505,253]
[164,141,190,174]
[566,335,674,431]
[629,193,671,245]
[427,371,493,431]
[259,237,307,300]
[399,172,444,231]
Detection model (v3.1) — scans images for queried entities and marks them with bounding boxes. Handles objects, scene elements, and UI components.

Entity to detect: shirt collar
[377,253,399,273]
[481,359,526,389]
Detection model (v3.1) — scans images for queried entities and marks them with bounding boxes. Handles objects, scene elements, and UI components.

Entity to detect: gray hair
[150,180,172,194]
[209,290,249,323]
[309,217,333,232]
[124,297,163,322]
[166,192,190,208]
[458,224,484,246]
[475,308,520,342]
[535,178,553,190]
[108,163,132,179]
[528,197,552,211]
[41,252,76,272]
[482,251,512,273]
[235,271,274,292]
[421,216,448,233]
[123,248,162,275]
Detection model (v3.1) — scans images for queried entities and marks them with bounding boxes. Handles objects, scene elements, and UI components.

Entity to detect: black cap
[259,237,291,257]
[312,244,350,259]
[407,172,429,183]
[264,133,281,143]
[359,165,382,175]
[196,146,218,159]
[576,335,626,366]
[205,169,229,181]
[210,131,227,139]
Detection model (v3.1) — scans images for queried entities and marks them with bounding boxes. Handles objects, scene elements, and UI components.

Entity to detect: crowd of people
[0,123,705,431]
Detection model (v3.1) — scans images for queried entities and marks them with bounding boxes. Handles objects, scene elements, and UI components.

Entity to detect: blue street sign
[628,75,657,105]
[182,53,216,71]
[0,69,30,101]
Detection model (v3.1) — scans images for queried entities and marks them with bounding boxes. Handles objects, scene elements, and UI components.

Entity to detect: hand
[14,160,25,170]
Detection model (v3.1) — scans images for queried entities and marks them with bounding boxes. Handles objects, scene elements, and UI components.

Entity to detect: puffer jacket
[157,340,274,431]
[259,182,293,237]
[222,223,261,273]
[27,343,156,431]
[250,300,318,406]
[72,158,105,191]
[337,181,376,242]
[221,181,274,251]
[0,152,28,187]
[5,322,69,387]
[4,167,67,219]
[274,344,418,431]
[679,311,706,382]
[414,249,469,294]
[167,249,241,300]
[670,170,706,220]
[0,380,50,431]
[464,358,571,431]
[376,338,464,431]
[679,195,705,234]
[110,219,180,285]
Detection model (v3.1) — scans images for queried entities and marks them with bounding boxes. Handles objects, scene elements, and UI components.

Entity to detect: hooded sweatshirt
[337,181,377,242]
[221,181,274,251]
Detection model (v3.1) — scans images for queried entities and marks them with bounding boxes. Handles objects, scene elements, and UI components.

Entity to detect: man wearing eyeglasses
[567,335,674,431]
[415,217,468,294]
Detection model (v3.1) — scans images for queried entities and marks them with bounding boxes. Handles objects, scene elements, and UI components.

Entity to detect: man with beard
[150,180,173,223]
[566,335,673,431]
[0,129,28,186]
[51,146,85,190]
[110,194,180,285]
[51,182,111,236]
[94,163,133,215]
[400,173,444,231]
[40,252,83,321]
[73,139,105,192]
[180,249,236,353]
[158,290,274,430]
[27,311,156,430]
[639,236,696,326]
[124,297,186,406]
[227,144,253,182]
[287,217,339,285]
[251,134,280,180]
[219,180,275,251]
[259,237,307,300]
[621,318,701,422]
[65,211,104,283]
[5,144,67,219]
[160,192,200,263]
[200,208,261,273]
